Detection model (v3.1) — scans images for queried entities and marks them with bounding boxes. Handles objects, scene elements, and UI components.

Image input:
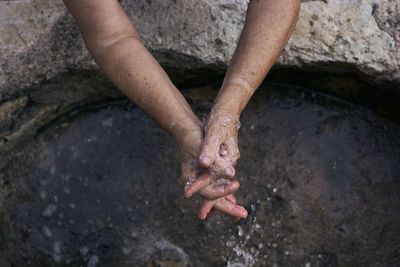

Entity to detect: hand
[175,126,247,220]
[198,108,241,179]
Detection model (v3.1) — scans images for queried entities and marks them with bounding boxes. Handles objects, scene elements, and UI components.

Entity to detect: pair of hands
[176,108,248,220]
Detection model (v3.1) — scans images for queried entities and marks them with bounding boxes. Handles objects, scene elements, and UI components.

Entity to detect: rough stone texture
[0,0,400,266]
[1,84,399,266]
[372,0,400,81]
[0,0,399,100]
[284,0,397,80]
[0,0,94,100]
[0,71,121,168]
[0,0,399,167]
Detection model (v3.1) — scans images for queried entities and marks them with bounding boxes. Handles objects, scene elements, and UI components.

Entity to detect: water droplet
[40,190,47,200]
[102,118,114,127]
[42,226,53,238]
[53,241,62,254]
[87,255,100,267]
[42,204,57,217]
[80,246,89,256]
[52,254,61,263]
[87,136,97,143]
[237,226,244,237]
[122,247,132,256]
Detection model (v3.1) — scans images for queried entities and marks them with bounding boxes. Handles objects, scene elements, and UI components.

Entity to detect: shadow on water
[1,82,399,266]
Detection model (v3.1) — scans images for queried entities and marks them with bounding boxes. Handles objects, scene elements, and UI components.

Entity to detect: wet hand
[176,126,247,219]
[177,128,239,200]
[197,194,247,220]
[198,109,240,179]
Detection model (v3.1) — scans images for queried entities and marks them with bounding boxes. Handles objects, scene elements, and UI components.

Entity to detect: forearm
[64,0,200,140]
[91,36,200,139]
[214,0,300,117]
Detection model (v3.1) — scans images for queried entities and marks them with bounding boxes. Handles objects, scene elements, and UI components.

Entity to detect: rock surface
[0,2,399,266]
[0,0,399,100]
[1,83,399,266]
[1,0,399,164]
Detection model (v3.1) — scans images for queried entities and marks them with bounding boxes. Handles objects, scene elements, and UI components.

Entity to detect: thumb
[199,134,221,168]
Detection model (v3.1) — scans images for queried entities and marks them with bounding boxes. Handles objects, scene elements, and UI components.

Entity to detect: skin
[189,0,301,217]
[199,0,301,180]
[63,0,300,220]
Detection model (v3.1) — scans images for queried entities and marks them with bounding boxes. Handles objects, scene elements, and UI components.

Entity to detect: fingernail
[233,182,239,189]
[224,167,233,177]
[241,209,248,218]
[199,154,211,164]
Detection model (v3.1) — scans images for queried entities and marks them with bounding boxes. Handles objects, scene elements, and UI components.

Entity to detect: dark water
[1,83,399,266]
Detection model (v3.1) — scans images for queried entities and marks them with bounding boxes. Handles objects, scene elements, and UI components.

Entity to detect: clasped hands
[176,106,248,220]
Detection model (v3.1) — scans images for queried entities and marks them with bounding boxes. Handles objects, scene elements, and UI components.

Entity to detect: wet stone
[0,83,399,266]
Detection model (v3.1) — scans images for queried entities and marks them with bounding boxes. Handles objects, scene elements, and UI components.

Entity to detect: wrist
[171,118,202,146]
[211,99,242,121]
[213,81,253,119]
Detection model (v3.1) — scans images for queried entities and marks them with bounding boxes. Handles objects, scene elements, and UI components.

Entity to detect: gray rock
[282,0,398,81]
[1,84,399,266]
[0,0,399,100]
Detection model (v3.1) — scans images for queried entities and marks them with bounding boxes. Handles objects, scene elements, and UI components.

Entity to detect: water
[0,82,399,266]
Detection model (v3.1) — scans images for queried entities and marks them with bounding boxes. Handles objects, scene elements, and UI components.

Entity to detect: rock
[1,84,399,266]
[0,0,399,160]
[0,1,399,265]
[0,71,121,168]
[282,0,398,81]
[0,0,399,100]
[372,0,400,81]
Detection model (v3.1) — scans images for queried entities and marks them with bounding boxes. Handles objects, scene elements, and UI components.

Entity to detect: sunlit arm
[63,0,200,142]
[214,0,301,116]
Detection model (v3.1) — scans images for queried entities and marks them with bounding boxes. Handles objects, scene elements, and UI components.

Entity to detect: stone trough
[0,0,399,266]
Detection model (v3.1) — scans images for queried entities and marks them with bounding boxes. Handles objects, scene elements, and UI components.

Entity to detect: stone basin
[0,81,399,266]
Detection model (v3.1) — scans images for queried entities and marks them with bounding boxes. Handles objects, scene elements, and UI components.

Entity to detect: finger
[184,173,212,198]
[200,181,239,200]
[225,194,236,205]
[213,157,235,179]
[198,199,215,220]
[199,134,221,168]
[214,199,248,219]
[219,144,227,156]
[207,208,215,218]
[180,166,192,184]
[225,137,240,166]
